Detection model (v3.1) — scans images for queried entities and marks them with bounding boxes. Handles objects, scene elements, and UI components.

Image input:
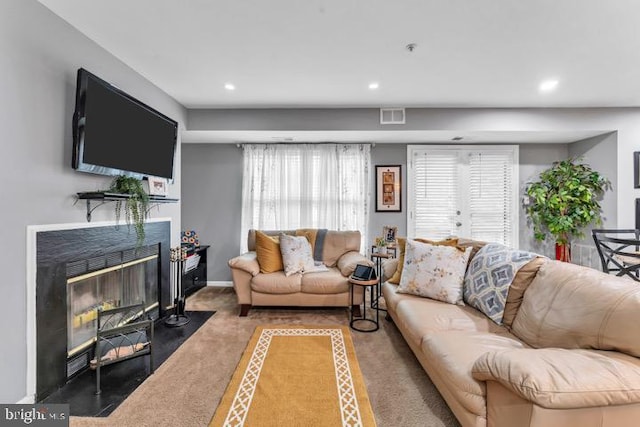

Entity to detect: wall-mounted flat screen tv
[72,68,178,181]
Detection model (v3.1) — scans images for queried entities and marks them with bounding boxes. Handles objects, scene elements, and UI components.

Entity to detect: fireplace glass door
[67,254,158,357]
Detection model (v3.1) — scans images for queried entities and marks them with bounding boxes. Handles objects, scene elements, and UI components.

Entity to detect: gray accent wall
[369,145,407,246]
[2,0,185,403]
[568,132,618,244]
[181,144,243,281]
[182,142,576,274]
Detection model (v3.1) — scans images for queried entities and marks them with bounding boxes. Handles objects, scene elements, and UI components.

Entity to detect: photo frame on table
[635,152,640,188]
[147,177,168,196]
[382,225,397,244]
[375,165,401,212]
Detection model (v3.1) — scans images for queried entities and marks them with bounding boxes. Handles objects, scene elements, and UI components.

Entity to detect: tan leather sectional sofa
[382,242,640,427]
[228,229,372,316]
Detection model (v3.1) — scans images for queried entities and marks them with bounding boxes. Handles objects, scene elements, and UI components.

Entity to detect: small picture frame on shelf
[147,177,168,196]
[382,225,397,244]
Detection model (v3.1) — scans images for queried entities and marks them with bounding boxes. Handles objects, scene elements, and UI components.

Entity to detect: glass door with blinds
[407,145,519,247]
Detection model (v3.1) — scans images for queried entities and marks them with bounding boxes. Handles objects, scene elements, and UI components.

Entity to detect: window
[240,144,370,252]
[407,145,519,247]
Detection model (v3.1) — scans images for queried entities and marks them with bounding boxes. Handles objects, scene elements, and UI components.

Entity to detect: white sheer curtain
[240,143,370,252]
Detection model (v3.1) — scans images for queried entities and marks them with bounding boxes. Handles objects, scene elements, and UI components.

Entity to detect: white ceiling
[36,1,633,144]
[38,0,640,109]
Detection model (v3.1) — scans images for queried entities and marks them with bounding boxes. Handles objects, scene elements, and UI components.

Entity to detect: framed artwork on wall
[635,152,640,188]
[375,165,401,212]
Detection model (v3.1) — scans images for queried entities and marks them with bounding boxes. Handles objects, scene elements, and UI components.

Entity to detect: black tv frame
[72,68,178,182]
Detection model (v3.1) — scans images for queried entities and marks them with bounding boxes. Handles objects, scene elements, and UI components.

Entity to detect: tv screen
[72,68,178,181]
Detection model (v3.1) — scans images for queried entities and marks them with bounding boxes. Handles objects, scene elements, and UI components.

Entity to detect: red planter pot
[555,243,571,262]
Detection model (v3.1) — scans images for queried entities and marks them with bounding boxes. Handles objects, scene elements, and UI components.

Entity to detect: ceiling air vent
[380,108,406,125]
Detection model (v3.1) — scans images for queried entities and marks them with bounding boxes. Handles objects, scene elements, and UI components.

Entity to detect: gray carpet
[70,287,459,427]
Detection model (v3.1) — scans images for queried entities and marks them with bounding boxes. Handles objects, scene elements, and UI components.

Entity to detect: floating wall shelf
[77,192,179,222]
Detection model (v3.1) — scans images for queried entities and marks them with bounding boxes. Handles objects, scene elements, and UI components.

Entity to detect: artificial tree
[523,157,611,261]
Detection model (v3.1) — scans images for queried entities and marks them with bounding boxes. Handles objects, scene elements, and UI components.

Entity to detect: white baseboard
[17,395,35,404]
[207,281,233,287]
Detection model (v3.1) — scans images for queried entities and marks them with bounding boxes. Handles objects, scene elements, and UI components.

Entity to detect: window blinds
[408,146,518,246]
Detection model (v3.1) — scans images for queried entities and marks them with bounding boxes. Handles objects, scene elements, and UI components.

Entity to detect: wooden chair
[592,229,640,281]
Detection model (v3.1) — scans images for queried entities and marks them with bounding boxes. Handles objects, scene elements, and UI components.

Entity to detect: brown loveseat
[382,241,640,427]
[228,229,372,316]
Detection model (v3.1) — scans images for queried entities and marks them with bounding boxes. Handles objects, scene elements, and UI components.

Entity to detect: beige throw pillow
[397,239,472,305]
[388,237,460,284]
[279,234,316,276]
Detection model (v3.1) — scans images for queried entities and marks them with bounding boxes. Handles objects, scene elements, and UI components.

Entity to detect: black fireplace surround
[35,221,171,401]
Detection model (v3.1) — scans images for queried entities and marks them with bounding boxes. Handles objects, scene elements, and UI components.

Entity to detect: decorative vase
[555,243,571,262]
[378,246,387,255]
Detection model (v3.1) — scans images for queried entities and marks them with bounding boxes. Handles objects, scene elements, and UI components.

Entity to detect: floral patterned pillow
[279,234,316,276]
[397,239,472,305]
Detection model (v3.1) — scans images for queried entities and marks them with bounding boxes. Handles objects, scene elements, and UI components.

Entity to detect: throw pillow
[397,239,472,305]
[388,237,460,284]
[279,233,316,276]
[254,231,283,273]
[462,243,538,324]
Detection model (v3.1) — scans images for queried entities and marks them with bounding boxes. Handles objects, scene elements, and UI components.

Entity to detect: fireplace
[65,245,159,378]
[31,220,171,401]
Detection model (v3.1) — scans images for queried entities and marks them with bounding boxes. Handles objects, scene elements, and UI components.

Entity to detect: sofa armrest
[336,251,374,277]
[228,252,259,306]
[472,348,640,409]
[381,258,398,282]
[228,252,260,276]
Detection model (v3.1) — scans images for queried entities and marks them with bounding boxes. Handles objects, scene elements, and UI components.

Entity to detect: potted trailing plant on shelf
[523,157,611,262]
[109,175,150,246]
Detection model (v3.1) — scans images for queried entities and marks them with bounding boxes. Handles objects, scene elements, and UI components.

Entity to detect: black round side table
[349,276,379,332]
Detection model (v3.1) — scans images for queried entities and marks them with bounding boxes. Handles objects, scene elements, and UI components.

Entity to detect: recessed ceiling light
[539,79,559,92]
[224,83,235,91]
[368,82,380,90]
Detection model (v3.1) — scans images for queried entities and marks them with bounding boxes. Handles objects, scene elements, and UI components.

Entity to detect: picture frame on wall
[375,165,401,212]
[635,152,640,188]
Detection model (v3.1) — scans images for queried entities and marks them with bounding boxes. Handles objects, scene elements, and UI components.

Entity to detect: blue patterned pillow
[463,243,536,324]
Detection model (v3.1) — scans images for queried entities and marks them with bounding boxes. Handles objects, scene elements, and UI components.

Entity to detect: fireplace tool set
[164,246,190,327]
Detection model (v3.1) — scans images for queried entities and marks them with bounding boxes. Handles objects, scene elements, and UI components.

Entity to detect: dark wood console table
[183,245,209,297]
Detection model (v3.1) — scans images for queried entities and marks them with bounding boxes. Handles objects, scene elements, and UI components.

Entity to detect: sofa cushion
[421,331,527,417]
[394,296,509,348]
[300,268,349,294]
[251,271,301,294]
[388,237,460,284]
[462,243,538,324]
[248,229,296,252]
[337,251,374,277]
[279,233,316,276]
[321,230,361,267]
[397,240,471,305]
[502,257,547,328]
[295,228,319,255]
[381,282,425,315]
[472,348,640,409]
[254,231,284,273]
[512,260,640,357]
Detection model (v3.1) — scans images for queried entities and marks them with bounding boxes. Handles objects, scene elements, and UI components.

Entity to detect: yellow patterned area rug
[209,325,377,427]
